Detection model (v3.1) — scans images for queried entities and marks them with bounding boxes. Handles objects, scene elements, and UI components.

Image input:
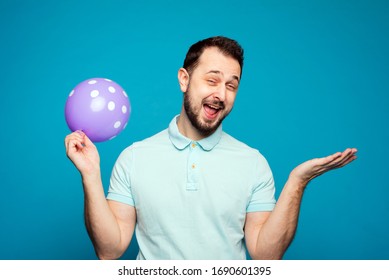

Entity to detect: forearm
[250,148,357,259]
[253,176,306,259]
[82,171,123,259]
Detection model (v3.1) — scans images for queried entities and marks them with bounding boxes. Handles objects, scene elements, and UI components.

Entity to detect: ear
[178,68,189,93]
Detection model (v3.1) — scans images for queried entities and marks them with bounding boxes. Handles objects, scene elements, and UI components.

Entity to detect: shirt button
[191,164,196,169]
[191,143,196,148]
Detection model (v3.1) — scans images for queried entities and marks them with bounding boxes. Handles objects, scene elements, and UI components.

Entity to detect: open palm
[290,148,358,185]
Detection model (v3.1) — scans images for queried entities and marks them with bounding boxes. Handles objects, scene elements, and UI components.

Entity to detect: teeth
[207,104,219,110]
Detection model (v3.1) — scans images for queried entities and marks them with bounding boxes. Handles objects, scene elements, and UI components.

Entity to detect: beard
[183,86,232,138]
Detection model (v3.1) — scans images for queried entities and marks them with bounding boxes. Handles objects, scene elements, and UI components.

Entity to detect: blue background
[1,0,388,260]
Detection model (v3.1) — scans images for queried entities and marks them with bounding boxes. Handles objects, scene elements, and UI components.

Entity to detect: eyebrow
[206,70,240,83]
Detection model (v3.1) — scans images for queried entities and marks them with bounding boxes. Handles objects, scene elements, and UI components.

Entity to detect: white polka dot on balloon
[108,101,115,111]
[88,80,97,84]
[108,86,116,93]
[123,90,128,97]
[69,90,74,97]
[105,78,112,82]
[90,90,99,98]
[114,121,121,128]
[122,105,127,114]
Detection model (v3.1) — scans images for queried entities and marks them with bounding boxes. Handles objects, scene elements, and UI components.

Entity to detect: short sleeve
[246,152,276,212]
[107,147,135,206]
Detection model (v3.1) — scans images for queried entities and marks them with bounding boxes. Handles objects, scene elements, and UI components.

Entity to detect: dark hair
[183,36,244,75]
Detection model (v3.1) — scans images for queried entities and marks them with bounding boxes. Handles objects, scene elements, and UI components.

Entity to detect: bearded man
[65,36,357,260]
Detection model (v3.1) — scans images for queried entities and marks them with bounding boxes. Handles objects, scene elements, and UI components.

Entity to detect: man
[65,36,357,260]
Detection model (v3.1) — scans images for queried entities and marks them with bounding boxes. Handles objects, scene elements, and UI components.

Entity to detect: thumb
[82,132,95,147]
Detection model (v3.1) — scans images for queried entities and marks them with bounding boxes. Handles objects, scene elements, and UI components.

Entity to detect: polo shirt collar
[168,115,222,151]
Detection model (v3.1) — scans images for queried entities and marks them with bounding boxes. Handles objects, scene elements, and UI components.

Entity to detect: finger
[66,139,77,155]
[65,131,84,143]
[73,130,85,143]
[328,148,357,169]
[336,153,357,168]
[66,138,84,155]
[337,148,357,163]
[65,138,82,154]
[75,139,84,150]
[328,151,343,162]
[316,151,342,166]
[75,130,86,138]
[344,147,357,156]
[314,149,349,170]
[82,132,95,148]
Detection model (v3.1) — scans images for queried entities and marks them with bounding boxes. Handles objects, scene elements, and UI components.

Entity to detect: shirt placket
[187,141,199,191]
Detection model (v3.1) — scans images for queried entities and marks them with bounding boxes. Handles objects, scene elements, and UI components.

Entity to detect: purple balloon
[65,78,131,142]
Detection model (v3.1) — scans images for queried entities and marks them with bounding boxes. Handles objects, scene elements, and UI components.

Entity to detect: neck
[177,106,205,141]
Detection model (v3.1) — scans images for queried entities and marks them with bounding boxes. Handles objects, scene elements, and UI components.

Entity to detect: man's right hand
[65,130,100,176]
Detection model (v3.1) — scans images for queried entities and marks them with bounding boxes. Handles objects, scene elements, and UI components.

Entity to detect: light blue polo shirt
[107,115,276,260]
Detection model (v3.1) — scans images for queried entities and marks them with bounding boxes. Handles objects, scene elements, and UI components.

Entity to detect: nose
[214,84,226,102]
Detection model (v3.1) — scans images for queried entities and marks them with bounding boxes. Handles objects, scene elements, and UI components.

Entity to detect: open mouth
[203,103,223,120]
